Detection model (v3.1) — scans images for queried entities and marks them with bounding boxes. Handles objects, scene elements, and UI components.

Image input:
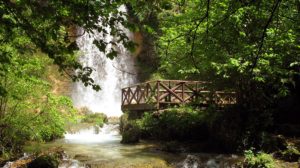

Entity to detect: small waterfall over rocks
[72,5,136,117]
[64,124,120,144]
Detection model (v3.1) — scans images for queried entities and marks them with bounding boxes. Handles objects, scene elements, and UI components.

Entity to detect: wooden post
[121,89,124,106]
[181,82,184,103]
[145,83,148,103]
[136,86,140,104]
[195,83,198,102]
[168,81,171,102]
[157,81,160,110]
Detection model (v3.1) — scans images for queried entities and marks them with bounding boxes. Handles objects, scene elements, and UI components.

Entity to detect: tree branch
[250,0,282,73]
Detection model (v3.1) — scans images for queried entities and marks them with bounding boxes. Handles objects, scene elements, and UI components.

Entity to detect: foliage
[81,113,108,127]
[120,121,140,144]
[130,0,300,150]
[161,0,298,104]
[149,72,165,81]
[0,53,76,156]
[0,0,137,92]
[155,0,299,84]
[37,94,76,141]
[136,105,211,140]
[243,149,276,168]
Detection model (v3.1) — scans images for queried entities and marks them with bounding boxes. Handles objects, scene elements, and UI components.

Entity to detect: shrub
[120,113,129,134]
[120,114,140,144]
[0,94,77,156]
[81,113,108,127]
[136,105,210,140]
[244,149,276,168]
[120,121,140,144]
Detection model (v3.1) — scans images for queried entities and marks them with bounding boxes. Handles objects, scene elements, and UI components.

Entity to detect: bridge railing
[121,80,236,110]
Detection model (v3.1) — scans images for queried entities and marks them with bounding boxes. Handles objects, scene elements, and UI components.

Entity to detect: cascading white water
[64,124,120,144]
[72,6,136,117]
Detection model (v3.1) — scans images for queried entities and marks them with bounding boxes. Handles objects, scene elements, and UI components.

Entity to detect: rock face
[27,155,59,168]
[176,155,201,168]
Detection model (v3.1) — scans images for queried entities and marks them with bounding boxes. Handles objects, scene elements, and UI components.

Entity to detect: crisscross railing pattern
[121,80,236,111]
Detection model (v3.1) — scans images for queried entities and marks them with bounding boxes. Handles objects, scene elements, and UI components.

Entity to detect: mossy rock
[28,155,59,168]
[120,113,129,134]
[121,123,140,144]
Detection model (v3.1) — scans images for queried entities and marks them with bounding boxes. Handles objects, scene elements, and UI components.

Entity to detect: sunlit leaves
[0,52,77,153]
[93,40,107,52]
[156,0,298,85]
[0,0,140,91]
[107,50,118,60]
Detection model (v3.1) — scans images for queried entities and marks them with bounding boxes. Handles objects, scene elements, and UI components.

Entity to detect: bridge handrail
[121,80,236,110]
[122,80,211,90]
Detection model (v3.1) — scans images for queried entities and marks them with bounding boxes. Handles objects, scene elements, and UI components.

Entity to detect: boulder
[28,155,59,168]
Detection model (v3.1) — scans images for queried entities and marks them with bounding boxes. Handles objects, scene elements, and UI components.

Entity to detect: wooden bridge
[121,80,236,111]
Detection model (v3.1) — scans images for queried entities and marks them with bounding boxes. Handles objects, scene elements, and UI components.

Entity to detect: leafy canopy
[1,0,136,92]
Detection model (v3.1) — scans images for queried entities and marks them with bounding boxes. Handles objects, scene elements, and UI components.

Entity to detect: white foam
[64,124,121,144]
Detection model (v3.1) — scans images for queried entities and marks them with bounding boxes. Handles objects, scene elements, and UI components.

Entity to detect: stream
[21,124,241,168]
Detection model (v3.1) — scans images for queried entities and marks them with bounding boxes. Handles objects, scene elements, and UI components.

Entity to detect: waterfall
[72,6,136,117]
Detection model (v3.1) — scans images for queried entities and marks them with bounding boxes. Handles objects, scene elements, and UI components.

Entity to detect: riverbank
[4,125,243,168]
[120,105,300,168]
[2,121,299,168]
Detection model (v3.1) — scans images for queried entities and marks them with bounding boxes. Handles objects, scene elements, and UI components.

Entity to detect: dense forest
[0,0,299,167]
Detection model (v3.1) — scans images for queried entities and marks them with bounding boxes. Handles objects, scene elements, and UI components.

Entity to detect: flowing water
[21,125,241,168]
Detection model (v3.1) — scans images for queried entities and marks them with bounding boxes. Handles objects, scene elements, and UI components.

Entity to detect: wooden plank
[121,103,157,111]
[125,88,129,104]
[128,87,136,104]
[157,81,160,109]
[181,82,184,102]
[137,87,145,104]
[121,89,125,105]
[122,80,210,89]
[158,84,182,101]
[159,82,184,102]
